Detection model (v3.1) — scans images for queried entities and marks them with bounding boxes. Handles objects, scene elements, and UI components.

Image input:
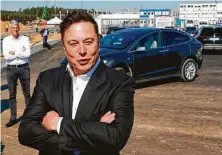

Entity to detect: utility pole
[215,0,217,25]
[81,0,83,9]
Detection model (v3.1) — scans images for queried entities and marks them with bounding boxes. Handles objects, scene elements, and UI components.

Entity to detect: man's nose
[79,44,87,55]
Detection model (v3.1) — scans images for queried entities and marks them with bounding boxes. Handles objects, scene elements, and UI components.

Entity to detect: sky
[1,0,222,12]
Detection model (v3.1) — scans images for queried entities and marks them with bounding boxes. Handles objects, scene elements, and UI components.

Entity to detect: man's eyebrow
[67,39,78,43]
[67,37,95,43]
[83,37,95,41]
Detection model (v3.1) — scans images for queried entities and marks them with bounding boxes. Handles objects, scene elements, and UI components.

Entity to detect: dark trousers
[6,64,31,120]
[43,36,48,48]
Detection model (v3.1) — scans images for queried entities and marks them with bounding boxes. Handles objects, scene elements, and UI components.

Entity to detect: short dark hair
[60,10,99,42]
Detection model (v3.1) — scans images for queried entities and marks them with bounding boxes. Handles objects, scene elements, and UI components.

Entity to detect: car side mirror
[136,46,146,52]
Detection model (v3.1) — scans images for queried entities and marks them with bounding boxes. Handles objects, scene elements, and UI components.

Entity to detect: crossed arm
[2,38,31,60]
[18,73,135,152]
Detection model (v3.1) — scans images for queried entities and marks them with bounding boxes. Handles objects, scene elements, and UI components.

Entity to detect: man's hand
[100,111,115,124]
[42,111,60,131]
[9,51,15,55]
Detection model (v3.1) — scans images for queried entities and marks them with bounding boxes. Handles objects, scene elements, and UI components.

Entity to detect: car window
[215,28,222,37]
[200,28,214,36]
[100,32,139,49]
[133,32,161,50]
[195,29,200,36]
[163,31,190,46]
[186,27,196,32]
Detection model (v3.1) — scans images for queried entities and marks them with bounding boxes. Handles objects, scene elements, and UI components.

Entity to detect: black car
[185,26,197,36]
[195,26,222,51]
[62,28,203,82]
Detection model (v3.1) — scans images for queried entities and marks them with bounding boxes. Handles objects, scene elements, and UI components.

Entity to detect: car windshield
[201,28,214,36]
[186,27,196,32]
[100,31,139,49]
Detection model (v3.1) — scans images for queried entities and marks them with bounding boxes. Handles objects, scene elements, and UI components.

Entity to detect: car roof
[112,28,186,37]
[113,27,161,34]
[201,25,222,28]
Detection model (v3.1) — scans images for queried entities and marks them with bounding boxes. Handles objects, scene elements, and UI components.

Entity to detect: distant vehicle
[106,26,126,35]
[186,20,194,27]
[195,26,222,51]
[185,26,197,36]
[62,28,203,82]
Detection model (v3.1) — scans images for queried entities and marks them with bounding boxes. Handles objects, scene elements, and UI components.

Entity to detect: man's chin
[78,65,92,73]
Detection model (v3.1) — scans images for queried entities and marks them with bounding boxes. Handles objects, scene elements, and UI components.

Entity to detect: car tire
[115,66,132,77]
[180,58,197,82]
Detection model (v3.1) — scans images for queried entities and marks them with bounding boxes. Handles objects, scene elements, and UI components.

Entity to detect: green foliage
[1,6,102,24]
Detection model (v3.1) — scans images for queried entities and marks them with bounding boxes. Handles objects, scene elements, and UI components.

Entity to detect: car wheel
[115,67,132,77]
[180,58,197,82]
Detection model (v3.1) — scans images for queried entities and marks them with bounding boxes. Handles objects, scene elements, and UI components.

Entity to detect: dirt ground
[1,43,222,155]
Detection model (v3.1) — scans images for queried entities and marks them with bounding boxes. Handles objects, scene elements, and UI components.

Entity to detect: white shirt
[2,35,31,65]
[57,58,101,133]
[43,29,48,36]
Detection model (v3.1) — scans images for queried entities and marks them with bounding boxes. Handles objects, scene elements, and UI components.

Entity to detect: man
[2,20,31,127]
[35,24,38,33]
[40,26,50,49]
[19,10,135,155]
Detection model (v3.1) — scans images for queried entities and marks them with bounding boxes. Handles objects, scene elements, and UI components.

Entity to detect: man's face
[10,24,20,38]
[63,21,99,75]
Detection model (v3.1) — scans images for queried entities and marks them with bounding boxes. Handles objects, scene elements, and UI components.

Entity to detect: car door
[161,30,191,72]
[214,27,222,46]
[132,31,164,78]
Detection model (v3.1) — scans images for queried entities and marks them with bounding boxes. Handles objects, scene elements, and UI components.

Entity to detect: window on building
[155,11,161,15]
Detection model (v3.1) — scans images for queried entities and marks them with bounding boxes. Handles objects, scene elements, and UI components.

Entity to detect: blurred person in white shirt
[2,19,31,127]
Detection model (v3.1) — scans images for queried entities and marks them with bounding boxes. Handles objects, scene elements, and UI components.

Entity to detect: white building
[95,13,140,34]
[179,2,222,26]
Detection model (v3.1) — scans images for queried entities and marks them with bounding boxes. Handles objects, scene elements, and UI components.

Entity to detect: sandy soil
[1,47,222,155]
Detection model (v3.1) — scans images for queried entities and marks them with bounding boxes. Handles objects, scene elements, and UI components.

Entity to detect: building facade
[139,9,171,27]
[179,2,222,25]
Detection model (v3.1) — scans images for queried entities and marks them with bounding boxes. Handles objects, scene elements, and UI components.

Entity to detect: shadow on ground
[203,50,222,55]
[136,76,182,89]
